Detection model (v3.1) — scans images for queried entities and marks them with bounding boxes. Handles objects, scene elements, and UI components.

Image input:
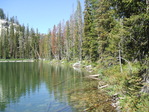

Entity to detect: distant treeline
[0,8,40,59]
[0,0,148,65]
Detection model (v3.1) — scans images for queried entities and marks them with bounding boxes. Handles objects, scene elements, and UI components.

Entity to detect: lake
[0,62,88,112]
[0,62,115,112]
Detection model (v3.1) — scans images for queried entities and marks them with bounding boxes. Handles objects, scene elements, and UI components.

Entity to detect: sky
[0,0,84,34]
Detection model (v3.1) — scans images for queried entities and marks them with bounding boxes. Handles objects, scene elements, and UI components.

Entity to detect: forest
[0,0,149,111]
[0,1,148,63]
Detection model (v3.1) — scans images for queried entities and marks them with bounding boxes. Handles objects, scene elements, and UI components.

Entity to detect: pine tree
[69,14,76,60]
[57,22,62,60]
[14,25,19,58]
[95,0,117,60]
[35,29,40,59]
[48,29,52,59]
[51,25,57,59]
[25,25,30,58]
[9,22,15,58]
[30,28,36,58]
[18,25,24,58]
[76,0,83,61]
[0,8,5,19]
[65,21,71,61]
[83,0,98,62]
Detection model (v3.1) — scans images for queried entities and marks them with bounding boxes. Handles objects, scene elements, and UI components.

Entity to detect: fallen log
[98,84,109,89]
[86,74,101,80]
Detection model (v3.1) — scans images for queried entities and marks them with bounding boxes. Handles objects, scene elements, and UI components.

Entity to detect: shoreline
[0,60,34,62]
[43,60,119,111]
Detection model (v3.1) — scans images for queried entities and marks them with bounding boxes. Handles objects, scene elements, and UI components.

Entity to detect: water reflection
[0,62,84,112]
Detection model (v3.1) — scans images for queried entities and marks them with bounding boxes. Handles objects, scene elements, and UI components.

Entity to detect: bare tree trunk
[118,42,123,73]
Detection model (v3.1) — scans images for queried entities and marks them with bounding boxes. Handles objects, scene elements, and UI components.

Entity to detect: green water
[0,62,85,112]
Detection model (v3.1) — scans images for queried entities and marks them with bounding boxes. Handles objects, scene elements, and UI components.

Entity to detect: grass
[93,62,149,112]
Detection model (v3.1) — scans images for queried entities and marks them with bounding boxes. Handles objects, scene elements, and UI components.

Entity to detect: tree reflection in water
[0,62,84,112]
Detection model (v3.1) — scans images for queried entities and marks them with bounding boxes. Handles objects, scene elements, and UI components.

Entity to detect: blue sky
[0,0,84,34]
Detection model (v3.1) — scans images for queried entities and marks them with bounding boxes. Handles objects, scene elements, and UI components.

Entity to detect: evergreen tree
[65,21,71,61]
[18,25,24,58]
[57,22,62,60]
[95,0,117,60]
[9,22,15,58]
[69,14,76,60]
[25,25,30,58]
[14,25,20,58]
[75,0,83,61]
[51,25,57,59]
[48,29,52,59]
[83,0,98,62]
[0,8,5,19]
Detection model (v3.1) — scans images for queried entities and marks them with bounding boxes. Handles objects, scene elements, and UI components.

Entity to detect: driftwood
[98,84,109,89]
[86,74,101,80]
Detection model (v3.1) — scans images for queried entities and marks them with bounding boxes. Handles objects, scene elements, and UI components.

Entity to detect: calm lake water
[0,62,86,112]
